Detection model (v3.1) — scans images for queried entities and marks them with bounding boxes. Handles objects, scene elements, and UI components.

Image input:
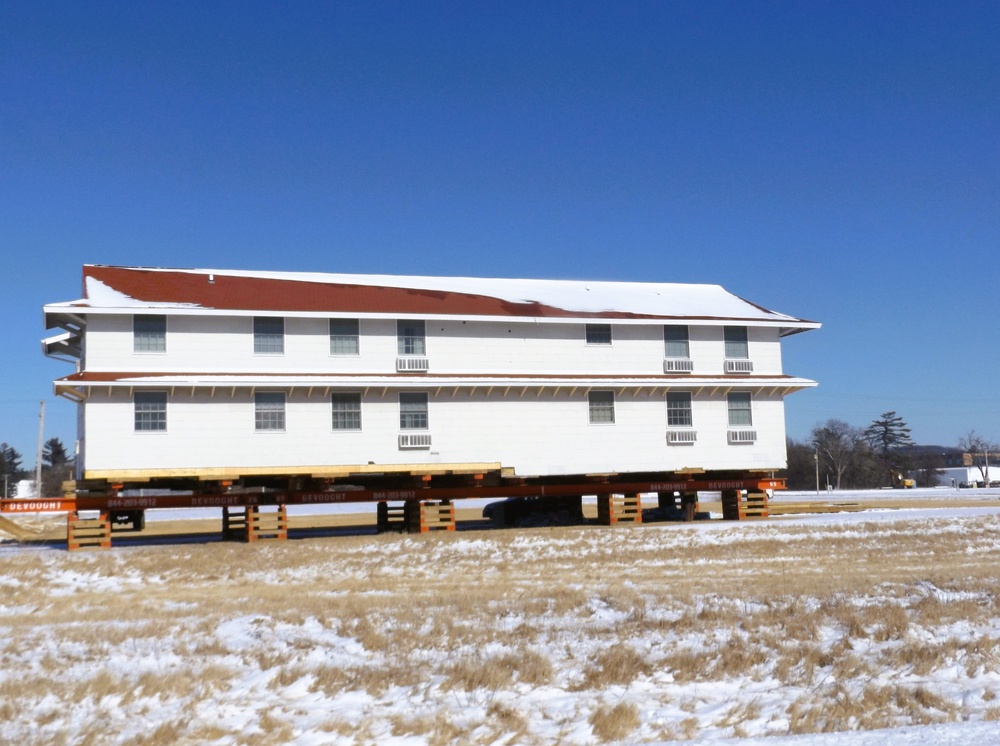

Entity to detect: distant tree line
[784,411,990,491]
[0,437,74,498]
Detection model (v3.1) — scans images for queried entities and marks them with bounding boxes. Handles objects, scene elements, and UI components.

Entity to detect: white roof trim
[62,374,819,389]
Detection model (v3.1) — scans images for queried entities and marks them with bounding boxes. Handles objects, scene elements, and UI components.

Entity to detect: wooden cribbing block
[404,500,455,533]
[597,494,643,526]
[222,506,248,541]
[246,505,288,542]
[377,502,407,533]
[67,511,112,551]
[739,491,769,519]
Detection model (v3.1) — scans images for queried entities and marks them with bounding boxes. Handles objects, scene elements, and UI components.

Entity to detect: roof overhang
[42,330,82,361]
[54,371,818,400]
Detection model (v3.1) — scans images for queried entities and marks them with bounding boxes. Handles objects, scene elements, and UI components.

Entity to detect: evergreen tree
[43,437,70,468]
[0,443,25,498]
[41,437,74,497]
[864,411,914,486]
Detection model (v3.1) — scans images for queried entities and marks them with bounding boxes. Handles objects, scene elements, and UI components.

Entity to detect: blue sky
[2,1,998,468]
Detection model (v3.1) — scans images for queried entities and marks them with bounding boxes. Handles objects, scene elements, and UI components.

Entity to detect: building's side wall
[83,314,785,376]
[81,386,789,476]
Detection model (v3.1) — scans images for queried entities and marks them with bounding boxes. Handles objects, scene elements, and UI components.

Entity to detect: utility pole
[814,449,819,495]
[36,400,45,498]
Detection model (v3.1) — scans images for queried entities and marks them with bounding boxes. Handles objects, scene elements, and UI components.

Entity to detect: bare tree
[811,419,864,490]
[958,431,998,486]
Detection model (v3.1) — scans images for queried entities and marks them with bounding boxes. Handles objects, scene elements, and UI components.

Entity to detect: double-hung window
[134,391,167,431]
[331,393,362,431]
[586,324,612,345]
[666,392,693,427]
[588,391,615,424]
[255,392,286,431]
[724,326,749,359]
[663,325,689,358]
[254,317,284,354]
[397,320,426,356]
[330,319,360,355]
[134,315,166,353]
[727,392,753,427]
[399,392,429,430]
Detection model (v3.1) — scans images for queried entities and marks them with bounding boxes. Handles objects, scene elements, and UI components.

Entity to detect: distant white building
[14,479,37,498]
[42,265,820,486]
[938,466,1000,487]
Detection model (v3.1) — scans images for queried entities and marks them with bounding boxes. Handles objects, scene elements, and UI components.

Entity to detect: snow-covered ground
[3,489,1000,744]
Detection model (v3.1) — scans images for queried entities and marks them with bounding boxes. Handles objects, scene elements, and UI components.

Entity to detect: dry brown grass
[589,700,640,742]
[577,645,650,689]
[3,512,1000,743]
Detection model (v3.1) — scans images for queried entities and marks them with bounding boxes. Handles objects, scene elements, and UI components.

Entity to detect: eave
[53,371,818,401]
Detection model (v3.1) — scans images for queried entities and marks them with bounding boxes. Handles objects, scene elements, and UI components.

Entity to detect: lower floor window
[331,393,362,430]
[727,392,752,426]
[399,392,428,430]
[667,392,692,427]
[255,392,286,431]
[134,391,167,431]
[589,391,615,424]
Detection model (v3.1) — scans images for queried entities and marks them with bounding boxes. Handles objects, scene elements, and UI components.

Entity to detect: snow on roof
[44,265,820,330]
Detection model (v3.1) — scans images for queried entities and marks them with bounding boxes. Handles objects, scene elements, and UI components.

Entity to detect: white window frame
[586,324,612,345]
[663,325,689,358]
[331,392,362,431]
[330,319,360,356]
[399,392,429,430]
[724,326,749,359]
[133,315,167,353]
[727,392,753,427]
[254,392,286,432]
[588,390,615,424]
[253,317,285,355]
[134,391,167,432]
[666,392,693,428]
[397,320,426,356]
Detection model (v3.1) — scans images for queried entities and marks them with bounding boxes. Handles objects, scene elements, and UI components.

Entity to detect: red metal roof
[52,266,818,327]
[79,266,621,319]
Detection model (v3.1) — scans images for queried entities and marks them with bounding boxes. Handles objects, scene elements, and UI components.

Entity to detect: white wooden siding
[82,387,789,476]
[84,315,786,376]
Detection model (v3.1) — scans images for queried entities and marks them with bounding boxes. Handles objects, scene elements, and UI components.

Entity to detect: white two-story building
[43,265,819,487]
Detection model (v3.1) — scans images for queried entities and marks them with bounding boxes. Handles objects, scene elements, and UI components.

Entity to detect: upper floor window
[724,326,748,359]
[399,392,429,430]
[666,392,693,427]
[397,320,426,356]
[727,392,752,427]
[254,317,284,355]
[330,319,360,355]
[331,393,362,430]
[134,391,167,431]
[255,392,286,431]
[663,325,689,358]
[586,324,612,345]
[133,315,166,353]
[588,391,615,424]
